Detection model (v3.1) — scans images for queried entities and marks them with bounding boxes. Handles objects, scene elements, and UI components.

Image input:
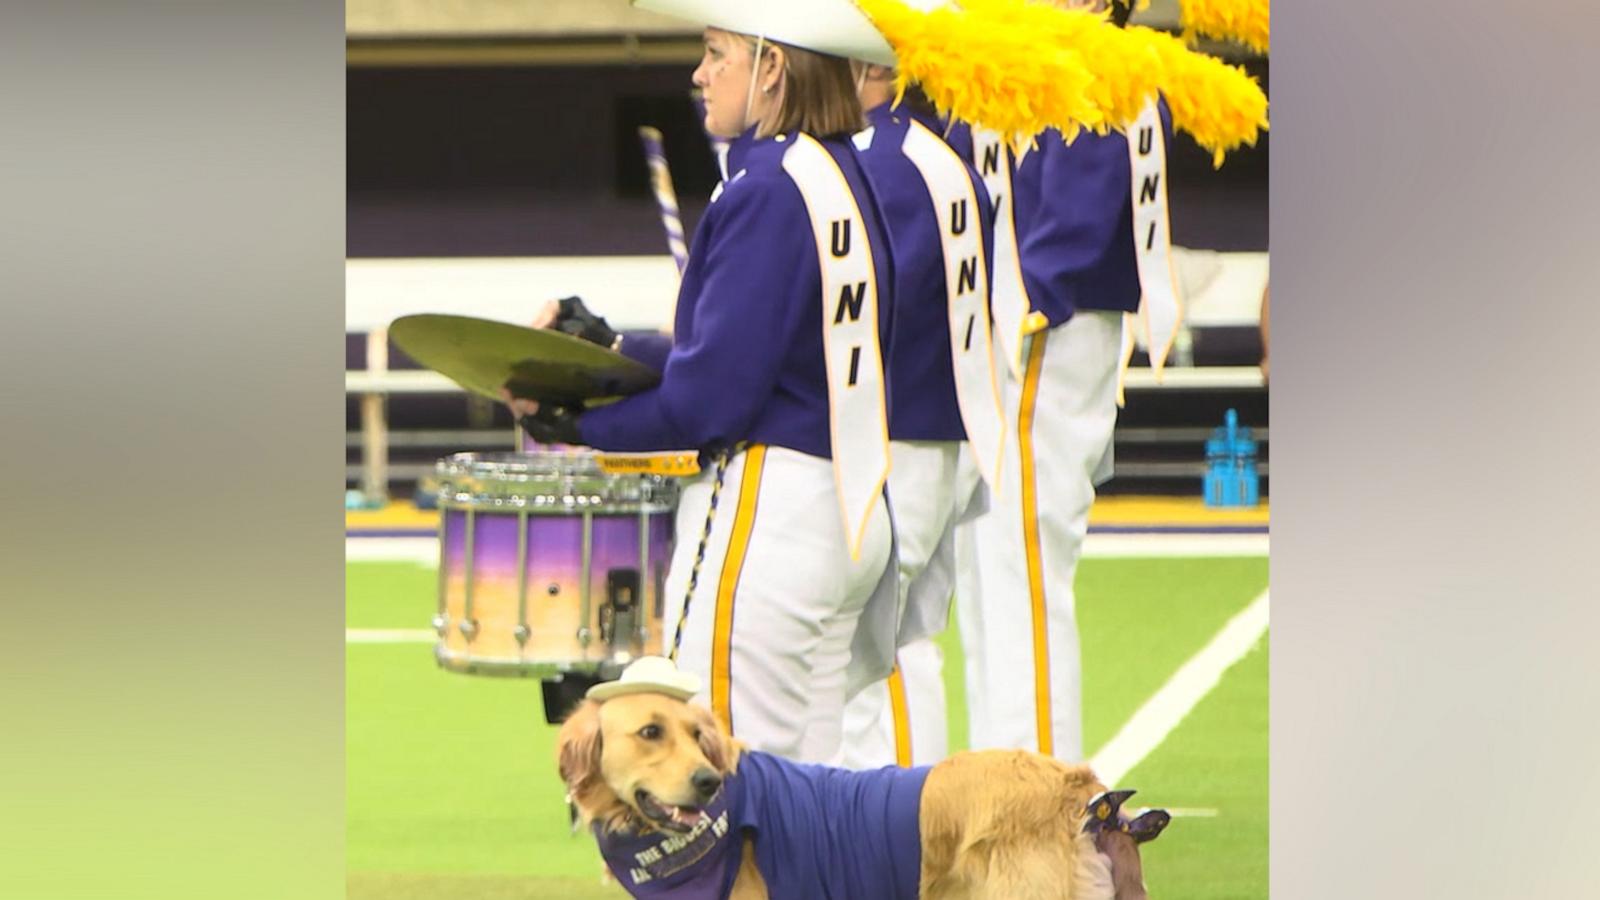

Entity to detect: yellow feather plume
[960,0,1164,138]
[1128,24,1269,166]
[854,0,1107,148]
[854,0,1268,165]
[1180,0,1270,54]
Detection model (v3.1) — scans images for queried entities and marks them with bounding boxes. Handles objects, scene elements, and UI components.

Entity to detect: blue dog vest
[594,750,930,900]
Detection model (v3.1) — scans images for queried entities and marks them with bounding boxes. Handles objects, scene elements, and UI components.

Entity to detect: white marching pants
[661,445,894,764]
[837,440,975,768]
[954,311,1122,761]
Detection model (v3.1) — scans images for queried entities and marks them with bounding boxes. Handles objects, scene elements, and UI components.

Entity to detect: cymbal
[389,314,659,405]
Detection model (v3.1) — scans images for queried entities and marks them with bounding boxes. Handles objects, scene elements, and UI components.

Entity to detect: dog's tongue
[668,805,704,829]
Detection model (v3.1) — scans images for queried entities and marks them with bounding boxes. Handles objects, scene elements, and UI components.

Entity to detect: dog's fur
[558,692,1154,900]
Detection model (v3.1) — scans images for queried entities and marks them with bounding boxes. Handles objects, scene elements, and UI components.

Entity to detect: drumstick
[637,126,690,277]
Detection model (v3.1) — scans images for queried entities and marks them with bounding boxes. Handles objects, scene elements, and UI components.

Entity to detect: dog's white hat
[586,656,703,702]
[632,0,907,66]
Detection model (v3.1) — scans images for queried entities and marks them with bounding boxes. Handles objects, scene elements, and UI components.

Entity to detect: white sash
[900,120,1006,491]
[1118,98,1185,405]
[970,127,1032,380]
[780,134,892,561]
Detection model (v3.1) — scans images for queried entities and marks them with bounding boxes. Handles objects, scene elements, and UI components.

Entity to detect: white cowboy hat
[632,0,901,65]
[585,655,704,702]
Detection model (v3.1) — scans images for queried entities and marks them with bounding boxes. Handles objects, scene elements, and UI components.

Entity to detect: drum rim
[439,449,610,472]
[434,646,638,679]
[434,450,681,511]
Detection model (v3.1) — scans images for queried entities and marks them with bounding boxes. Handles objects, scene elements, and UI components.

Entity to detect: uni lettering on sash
[970,126,1027,382]
[780,133,890,561]
[1139,172,1160,205]
[835,280,868,324]
[980,143,1001,176]
[1119,98,1185,402]
[903,121,1006,491]
[957,257,979,295]
[1137,122,1160,251]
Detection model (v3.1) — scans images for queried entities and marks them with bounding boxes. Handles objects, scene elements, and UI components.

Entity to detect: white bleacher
[344,251,1267,495]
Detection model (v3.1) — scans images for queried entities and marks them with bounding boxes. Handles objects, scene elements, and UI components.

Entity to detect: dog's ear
[691,704,737,774]
[557,700,603,788]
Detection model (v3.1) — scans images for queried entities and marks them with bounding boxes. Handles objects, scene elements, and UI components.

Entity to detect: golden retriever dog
[557,690,1167,900]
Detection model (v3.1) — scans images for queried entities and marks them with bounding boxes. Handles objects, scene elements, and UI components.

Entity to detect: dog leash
[668,442,745,663]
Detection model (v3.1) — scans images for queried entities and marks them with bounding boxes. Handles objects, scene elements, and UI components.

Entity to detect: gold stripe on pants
[711,445,768,734]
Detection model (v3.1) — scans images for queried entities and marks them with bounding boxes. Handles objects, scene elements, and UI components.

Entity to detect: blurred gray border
[4,1,1599,897]
[1,2,345,898]
[1273,0,1600,895]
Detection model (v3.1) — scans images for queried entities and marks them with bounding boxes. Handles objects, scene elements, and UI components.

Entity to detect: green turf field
[347,555,1267,899]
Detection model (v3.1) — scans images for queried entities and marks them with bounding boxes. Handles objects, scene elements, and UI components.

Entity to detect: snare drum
[431,451,680,677]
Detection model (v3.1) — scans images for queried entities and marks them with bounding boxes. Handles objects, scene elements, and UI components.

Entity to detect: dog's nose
[691,768,722,801]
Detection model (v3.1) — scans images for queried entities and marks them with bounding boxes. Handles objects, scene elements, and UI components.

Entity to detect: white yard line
[346,628,437,644]
[343,532,1267,565]
[1089,589,1269,786]
[346,537,439,564]
[1082,532,1268,558]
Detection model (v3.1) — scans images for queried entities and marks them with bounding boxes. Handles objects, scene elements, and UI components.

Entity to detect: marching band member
[512,0,900,765]
[837,65,1002,769]
[518,0,1265,768]
[952,0,1178,761]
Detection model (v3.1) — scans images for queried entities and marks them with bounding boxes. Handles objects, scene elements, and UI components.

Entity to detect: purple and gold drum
[431,451,679,677]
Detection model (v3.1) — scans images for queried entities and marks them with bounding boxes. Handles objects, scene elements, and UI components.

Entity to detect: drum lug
[432,613,450,637]
[459,618,480,641]
[514,624,531,646]
[576,626,593,647]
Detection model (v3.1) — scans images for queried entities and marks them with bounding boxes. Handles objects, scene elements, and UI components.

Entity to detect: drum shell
[431,452,679,677]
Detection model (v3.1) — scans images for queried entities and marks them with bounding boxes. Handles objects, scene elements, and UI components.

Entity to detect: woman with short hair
[514,12,898,765]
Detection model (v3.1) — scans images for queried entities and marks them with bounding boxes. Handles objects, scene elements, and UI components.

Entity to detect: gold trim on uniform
[887,661,913,767]
[1018,333,1053,755]
[711,445,768,733]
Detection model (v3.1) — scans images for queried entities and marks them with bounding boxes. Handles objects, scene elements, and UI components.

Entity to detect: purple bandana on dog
[593,771,742,900]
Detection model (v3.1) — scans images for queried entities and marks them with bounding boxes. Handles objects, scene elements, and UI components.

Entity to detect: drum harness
[667,441,747,663]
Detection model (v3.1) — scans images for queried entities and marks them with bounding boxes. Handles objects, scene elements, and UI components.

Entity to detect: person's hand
[530,299,562,330]
[498,387,583,445]
[548,296,619,348]
[499,387,542,421]
[519,400,584,445]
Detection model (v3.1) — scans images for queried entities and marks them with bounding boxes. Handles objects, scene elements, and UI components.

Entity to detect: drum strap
[668,442,747,662]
